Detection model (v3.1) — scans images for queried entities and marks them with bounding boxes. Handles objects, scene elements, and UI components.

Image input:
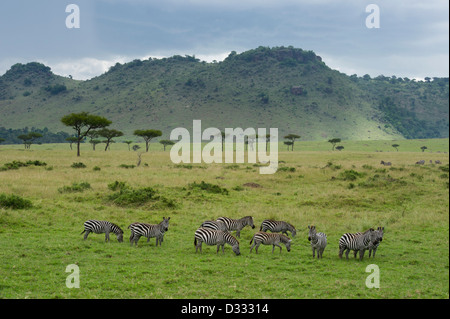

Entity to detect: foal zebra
[216,216,255,238]
[200,220,228,232]
[260,219,297,237]
[128,217,170,246]
[81,220,124,242]
[339,228,379,261]
[249,232,292,254]
[307,225,327,259]
[194,228,240,255]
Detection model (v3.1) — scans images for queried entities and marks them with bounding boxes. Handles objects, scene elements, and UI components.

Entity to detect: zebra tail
[194,237,197,246]
[250,235,254,245]
[80,230,86,235]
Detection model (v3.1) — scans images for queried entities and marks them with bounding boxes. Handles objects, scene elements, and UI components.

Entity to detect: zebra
[216,216,255,238]
[307,225,327,259]
[380,160,392,166]
[415,160,425,165]
[351,226,385,258]
[200,220,228,232]
[194,228,240,255]
[249,232,292,254]
[128,217,170,246]
[81,220,124,243]
[338,228,379,261]
[259,219,297,237]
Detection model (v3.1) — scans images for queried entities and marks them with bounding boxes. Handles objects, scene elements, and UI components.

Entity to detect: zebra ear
[307,225,310,229]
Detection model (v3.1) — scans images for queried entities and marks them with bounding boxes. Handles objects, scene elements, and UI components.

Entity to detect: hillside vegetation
[0,46,448,141]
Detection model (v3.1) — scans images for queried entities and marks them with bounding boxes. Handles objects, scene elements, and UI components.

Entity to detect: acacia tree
[61,112,111,156]
[65,136,78,150]
[123,140,133,151]
[134,129,162,152]
[392,144,400,152]
[18,132,43,149]
[97,128,124,151]
[159,140,175,151]
[328,138,341,151]
[284,134,300,151]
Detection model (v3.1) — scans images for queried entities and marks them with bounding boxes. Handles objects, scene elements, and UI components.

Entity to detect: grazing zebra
[435,160,442,164]
[380,160,392,166]
[249,232,292,254]
[200,220,228,232]
[194,228,240,255]
[307,225,327,259]
[260,219,297,237]
[415,160,425,165]
[81,220,124,242]
[128,217,170,246]
[338,228,379,261]
[216,216,255,238]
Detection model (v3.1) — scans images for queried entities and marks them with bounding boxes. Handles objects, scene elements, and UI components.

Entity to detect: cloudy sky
[0,0,448,80]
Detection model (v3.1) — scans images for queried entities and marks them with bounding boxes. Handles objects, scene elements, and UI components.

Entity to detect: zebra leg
[338,246,345,259]
[134,235,141,246]
[353,250,358,258]
[345,248,350,260]
[312,247,315,258]
[359,249,366,261]
[236,230,241,238]
[105,231,110,242]
[195,241,202,253]
[83,230,91,240]
[250,242,256,253]
[255,242,261,254]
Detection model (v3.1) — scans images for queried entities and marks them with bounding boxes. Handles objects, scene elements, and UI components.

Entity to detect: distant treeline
[0,127,71,145]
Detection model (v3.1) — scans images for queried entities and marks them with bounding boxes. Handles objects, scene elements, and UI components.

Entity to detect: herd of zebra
[81,216,384,260]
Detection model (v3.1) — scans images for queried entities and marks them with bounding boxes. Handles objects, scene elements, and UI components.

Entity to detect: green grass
[0,139,448,298]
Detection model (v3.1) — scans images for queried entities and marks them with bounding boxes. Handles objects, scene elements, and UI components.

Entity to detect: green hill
[0,46,448,141]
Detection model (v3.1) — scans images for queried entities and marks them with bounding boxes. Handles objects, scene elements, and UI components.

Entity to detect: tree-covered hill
[0,46,448,142]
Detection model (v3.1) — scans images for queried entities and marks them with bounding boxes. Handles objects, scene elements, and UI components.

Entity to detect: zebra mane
[362,228,374,235]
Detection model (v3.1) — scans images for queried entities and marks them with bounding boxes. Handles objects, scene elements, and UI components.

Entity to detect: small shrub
[108,186,158,206]
[188,181,229,195]
[58,182,91,194]
[338,169,365,181]
[93,166,101,171]
[0,160,47,171]
[71,162,86,169]
[0,194,32,209]
[278,166,296,172]
[119,164,135,169]
[107,181,128,191]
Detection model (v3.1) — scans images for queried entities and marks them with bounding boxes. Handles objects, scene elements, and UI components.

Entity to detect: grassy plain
[0,139,448,299]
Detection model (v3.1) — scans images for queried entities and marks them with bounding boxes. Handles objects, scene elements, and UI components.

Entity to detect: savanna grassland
[0,139,448,299]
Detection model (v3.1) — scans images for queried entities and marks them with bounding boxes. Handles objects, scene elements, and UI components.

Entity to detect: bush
[0,160,47,171]
[337,169,365,181]
[188,181,229,195]
[107,182,158,206]
[0,194,32,209]
[71,162,86,169]
[58,182,91,193]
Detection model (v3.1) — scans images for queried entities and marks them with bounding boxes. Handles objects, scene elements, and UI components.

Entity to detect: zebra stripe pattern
[200,220,228,232]
[339,228,378,261]
[81,220,124,242]
[249,232,292,254]
[260,219,297,237]
[351,226,384,258]
[194,228,240,255]
[308,225,327,259]
[216,216,255,238]
[369,227,384,258]
[128,217,170,246]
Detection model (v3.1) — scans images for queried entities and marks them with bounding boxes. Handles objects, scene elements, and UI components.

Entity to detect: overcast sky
[0,0,448,80]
